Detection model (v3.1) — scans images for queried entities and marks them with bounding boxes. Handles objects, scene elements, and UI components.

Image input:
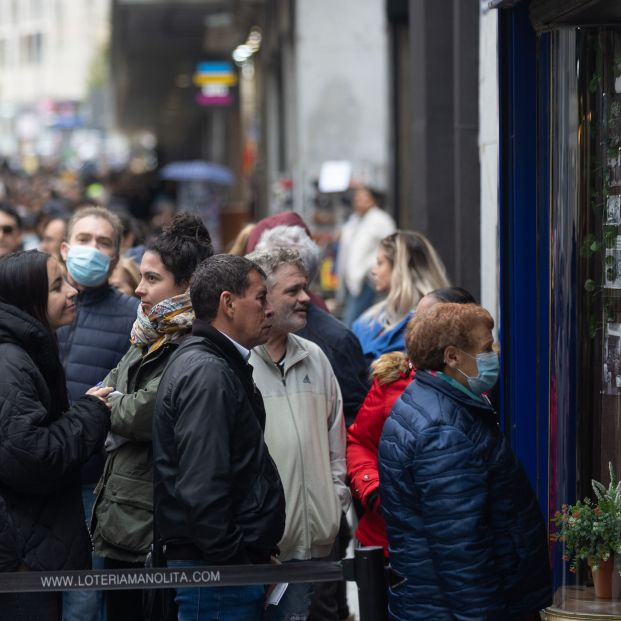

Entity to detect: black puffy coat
[0,302,110,571]
[153,320,286,565]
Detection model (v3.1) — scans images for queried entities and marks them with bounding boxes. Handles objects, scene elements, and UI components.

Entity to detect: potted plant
[552,462,621,598]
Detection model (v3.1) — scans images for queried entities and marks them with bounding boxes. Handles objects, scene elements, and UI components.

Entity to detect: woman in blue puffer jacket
[379,303,551,621]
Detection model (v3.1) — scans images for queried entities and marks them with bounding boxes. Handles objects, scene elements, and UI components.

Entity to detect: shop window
[547,26,621,617]
[18,32,43,65]
[19,35,28,65]
[32,32,43,64]
[577,29,621,497]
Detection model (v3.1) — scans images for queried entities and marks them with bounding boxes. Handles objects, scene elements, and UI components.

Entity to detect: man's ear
[443,345,459,369]
[108,254,119,275]
[60,241,69,263]
[220,291,235,319]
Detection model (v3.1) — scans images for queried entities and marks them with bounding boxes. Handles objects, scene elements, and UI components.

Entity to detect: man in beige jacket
[247,248,350,621]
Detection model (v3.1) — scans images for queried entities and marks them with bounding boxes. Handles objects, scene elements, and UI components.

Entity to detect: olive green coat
[91,340,181,563]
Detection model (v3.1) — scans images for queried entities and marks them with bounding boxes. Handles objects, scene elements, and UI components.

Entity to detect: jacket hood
[0,301,68,415]
[0,301,58,369]
[354,311,412,362]
[371,351,411,385]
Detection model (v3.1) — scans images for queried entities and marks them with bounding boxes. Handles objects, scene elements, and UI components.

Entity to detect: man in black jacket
[153,254,286,621]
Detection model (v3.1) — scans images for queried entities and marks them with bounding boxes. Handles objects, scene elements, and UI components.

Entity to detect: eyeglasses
[0,225,15,235]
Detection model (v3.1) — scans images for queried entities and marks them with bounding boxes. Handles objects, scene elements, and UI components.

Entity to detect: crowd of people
[0,182,553,621]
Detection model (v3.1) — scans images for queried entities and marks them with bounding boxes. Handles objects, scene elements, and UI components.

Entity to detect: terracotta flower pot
[590,556,614,599]
[613,554,621,600]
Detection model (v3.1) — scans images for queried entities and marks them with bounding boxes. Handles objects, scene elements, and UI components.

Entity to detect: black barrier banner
[0,561,344,593]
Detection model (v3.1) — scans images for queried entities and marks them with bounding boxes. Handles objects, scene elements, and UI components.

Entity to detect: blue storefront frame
[497,1,552,509]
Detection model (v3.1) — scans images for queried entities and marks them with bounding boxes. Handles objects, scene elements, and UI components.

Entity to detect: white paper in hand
[265,582,288,606]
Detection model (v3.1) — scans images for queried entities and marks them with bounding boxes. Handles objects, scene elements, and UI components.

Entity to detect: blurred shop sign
[39,100,85,130]
[193,61,236,107]
[319,161,352,193]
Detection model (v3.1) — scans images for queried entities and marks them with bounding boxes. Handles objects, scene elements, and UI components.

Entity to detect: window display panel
[547,27,621,618]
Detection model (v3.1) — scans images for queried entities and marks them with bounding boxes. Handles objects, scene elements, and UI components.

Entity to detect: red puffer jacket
[346,352,414,556]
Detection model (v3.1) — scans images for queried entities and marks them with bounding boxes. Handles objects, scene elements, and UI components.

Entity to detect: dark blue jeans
[167,560,265,621]
[263,579,314,621]
[62,484,106,621]
[0,592,61,621]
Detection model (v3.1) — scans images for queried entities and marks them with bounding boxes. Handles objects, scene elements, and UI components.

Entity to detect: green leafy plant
[552,463,621,573]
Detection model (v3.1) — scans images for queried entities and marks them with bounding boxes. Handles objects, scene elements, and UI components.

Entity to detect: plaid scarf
[130,292,194,354]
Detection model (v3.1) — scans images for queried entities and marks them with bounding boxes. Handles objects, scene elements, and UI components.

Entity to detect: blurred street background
[0,0,497,322]
[3,2,621,618]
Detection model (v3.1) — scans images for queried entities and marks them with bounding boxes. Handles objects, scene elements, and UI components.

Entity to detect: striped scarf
[130,292,194,354]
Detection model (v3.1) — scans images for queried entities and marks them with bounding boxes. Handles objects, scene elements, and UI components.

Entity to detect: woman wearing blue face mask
[378,303,552,621]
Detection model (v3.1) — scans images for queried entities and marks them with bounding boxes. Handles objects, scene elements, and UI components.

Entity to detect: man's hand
[86,385,114,409]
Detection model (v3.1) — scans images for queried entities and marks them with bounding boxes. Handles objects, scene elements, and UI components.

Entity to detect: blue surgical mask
[456,350,499,395]
[66,245,111,287]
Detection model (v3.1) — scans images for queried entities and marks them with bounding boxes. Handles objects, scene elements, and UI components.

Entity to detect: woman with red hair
[378,303,551,620]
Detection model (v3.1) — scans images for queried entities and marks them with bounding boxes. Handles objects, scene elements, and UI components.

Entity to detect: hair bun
[164,212,212,245]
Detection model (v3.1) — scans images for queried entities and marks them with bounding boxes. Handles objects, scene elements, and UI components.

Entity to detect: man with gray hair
[253,224,369,427]
[252,222,368,621]
[247,247,350,621]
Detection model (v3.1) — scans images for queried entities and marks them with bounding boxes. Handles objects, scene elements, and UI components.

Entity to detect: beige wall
[0,0,110,104]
